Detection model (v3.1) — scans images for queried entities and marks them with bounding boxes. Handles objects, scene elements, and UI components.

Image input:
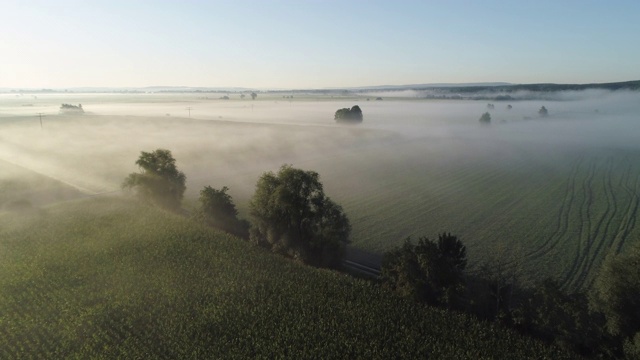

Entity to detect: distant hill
[0,86,253,93]
[0,197,575,359]
[141,86,252,93]
[345,82,513,90]
[428,80,640,93]
[2,80,638,95]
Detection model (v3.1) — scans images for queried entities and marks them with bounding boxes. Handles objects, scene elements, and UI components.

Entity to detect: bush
[195,185,248,238]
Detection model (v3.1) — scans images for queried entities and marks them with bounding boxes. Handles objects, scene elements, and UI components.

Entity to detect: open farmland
[0,196,576,359]
[1,91,639,291]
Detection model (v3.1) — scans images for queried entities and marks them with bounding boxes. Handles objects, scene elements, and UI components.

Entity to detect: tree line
[122,149,350,268]
[122,148,639,359]
[381,234,640,358]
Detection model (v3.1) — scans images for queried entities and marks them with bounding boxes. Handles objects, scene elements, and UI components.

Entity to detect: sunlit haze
[1,0,639,89]
[2,1,640,357]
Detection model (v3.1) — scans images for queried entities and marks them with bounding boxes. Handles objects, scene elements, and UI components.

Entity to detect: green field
[1,93,639,291]
[0,197,576,359]
[316,140,640,292]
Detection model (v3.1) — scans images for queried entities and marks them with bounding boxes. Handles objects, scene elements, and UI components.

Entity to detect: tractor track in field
[526,156,582,261]
[579,158,638,289]
[606,162,636,254]
[523,155,639,292]
[561,157,640,291]
[571,157,616,290]
[614,171,640,254]
[560,159,596,291]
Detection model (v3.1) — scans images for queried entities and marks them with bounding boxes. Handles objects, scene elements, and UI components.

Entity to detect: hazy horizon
[4,80,640,93]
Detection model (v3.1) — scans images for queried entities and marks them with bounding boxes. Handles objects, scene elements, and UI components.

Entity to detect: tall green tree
[381,238,437,303]
[199,186,237,220]
[519,279,605,355]
[196,185,248,238]
[249,165,350,268]
[381,233,467,307]
[436,232,467,287]
[591,242,640,356]
[122,149,186,210]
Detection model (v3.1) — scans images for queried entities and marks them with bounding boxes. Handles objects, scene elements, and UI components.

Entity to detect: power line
[36,113,45,129]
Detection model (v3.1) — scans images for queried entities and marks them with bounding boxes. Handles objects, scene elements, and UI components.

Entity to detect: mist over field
[4,0,640,355]
[1,90,640,287]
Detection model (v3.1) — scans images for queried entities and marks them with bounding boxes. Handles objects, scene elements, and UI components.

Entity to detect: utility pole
[185,107,192,118]
[37,113,45,129]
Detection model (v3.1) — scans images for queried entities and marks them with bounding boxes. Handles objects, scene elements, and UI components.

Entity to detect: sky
[1,0,639,89]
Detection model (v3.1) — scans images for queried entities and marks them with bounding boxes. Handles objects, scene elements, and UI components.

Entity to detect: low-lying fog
[1,90,639,257]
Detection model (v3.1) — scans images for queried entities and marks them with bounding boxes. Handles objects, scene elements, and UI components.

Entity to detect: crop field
[1,91,639,291]
[0,197,574,358]
[326,142,640,292]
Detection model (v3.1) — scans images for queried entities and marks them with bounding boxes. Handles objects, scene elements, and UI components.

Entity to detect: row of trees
[479,106,549,125]
[381,234,640,358]
[237,92,257,100]
[122,150,350,268]
[59,103,84,114]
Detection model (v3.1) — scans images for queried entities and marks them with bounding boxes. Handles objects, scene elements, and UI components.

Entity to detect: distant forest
[4,80,639,96]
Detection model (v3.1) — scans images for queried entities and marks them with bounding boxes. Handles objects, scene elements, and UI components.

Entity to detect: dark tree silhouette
[334,105,363,123]
[591,242,640,351]
[479,112,491,124]
[381,233,467,307]
[59,103,84,114]
[538,106,549,117]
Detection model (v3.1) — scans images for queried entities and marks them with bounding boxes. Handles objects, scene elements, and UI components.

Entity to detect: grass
[0,196,577,359]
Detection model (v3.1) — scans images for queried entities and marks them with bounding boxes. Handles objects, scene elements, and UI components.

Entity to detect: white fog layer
[1,91,639,284]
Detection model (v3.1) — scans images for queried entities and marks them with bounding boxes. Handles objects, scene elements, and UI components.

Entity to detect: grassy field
[0,196,577,359]
[1,92,639,291]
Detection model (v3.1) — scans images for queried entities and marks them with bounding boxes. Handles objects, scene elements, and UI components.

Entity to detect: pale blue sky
[1,0,639,89]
